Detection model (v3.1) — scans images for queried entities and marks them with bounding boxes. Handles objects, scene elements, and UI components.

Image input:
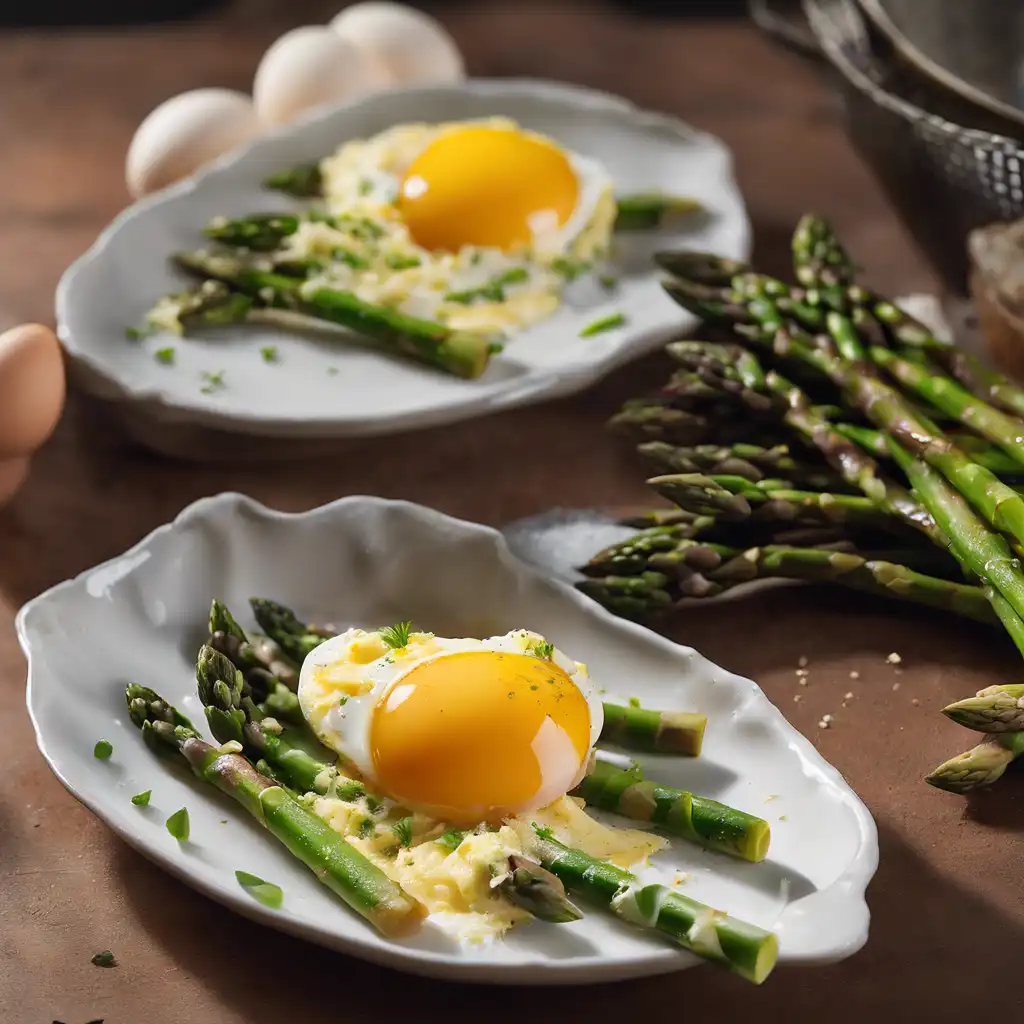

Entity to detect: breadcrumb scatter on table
[886,652,902,665]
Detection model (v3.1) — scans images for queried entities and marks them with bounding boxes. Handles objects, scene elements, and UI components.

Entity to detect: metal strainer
[753,0,1024,293]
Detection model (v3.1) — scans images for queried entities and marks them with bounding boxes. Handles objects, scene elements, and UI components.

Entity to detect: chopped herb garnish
[125,325,152,341]
[200,369,226,394]
[436,828,466,853]
[327,366,340,376]
[358,177,374,196]
[337,695,349,707]
[551,256,592,282]
[392,816,414,848]
[579,312,627,337]
[599,274,619,289]
[365,794,384,814]
[335,779,365,802]
[154,346,175,365]
[166,807,190,841]
[379,621,412,650]
[91,950,116,968]
[131,790,152,807]
[358,818,377,839]
[260,345,279,363]
[532,823,555,840]
[628,696,642,708]
[446,267,529,305]
[235,870,284,909]
[332,247,370,270]
[385,253,422,270]
[93,740,113,760]
[529,640,555,660]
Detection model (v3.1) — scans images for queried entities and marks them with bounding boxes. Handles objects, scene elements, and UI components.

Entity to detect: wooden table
[4,4,1020,1020]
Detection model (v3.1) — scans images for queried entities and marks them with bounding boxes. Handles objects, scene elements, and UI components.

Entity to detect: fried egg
[298,628,603,825]
[283,117,617,335]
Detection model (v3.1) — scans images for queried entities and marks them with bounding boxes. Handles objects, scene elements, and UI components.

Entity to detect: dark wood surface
[3,3,1018,1021]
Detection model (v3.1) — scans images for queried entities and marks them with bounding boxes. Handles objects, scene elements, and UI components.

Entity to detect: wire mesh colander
[755,0,1024,293]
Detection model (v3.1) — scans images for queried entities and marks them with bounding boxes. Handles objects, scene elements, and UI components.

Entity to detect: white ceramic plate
[18,495,875,984]
[56,79,750,441]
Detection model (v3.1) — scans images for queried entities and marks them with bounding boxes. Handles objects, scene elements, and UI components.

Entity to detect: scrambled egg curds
[297,624,667,942]
[309,788,667,943]
[281,117,617,336]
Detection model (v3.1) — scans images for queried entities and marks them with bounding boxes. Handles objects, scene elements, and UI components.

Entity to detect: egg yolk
[398,126,579,252]
[370,651,591,824]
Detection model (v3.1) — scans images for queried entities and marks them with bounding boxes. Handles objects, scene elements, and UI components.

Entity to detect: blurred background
[0,0,752,27]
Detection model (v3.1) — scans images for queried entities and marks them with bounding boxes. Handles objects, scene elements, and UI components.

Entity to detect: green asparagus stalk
[264,164,323,197]
[942,684,1024,732]
[886,441,1024,623]
[654,251,749,285]
[196,644,345,795]
[926,732,1024,793]
[497,856,583,923]
[526,828,778,984]
[125,683,425,936]
[143,280,256,335]
[870,346,1024,469]
[249,597,330,665]
[580,539,995,622]
[614,193,703,231]
[574,760,770,862]
[600,702,706,756]
[174,251,498,379]
[650,473,903,531]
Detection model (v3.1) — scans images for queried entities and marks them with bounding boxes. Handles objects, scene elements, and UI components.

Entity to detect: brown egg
[0,455,29,506]
[0,323,65,460]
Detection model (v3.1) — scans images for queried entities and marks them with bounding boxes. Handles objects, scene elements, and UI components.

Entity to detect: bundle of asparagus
[125,597,779,984]
[585,215,1024,793]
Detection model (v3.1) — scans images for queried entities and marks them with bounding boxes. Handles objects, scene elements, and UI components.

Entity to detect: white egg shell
[253,25,387,128]
[330,2,464,86]
[126,89,261,199]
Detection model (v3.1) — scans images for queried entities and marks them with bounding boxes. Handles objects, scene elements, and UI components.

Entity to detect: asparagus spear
[497,856,583,923]
[580,541,996,622]
[834,422,1023,478]
[125,683,425,936]
[942,684,1024,732]
[249,597,329,665]
[654,251,749,285]
[614,193,703,231]
[527,828,778,984]
[574,760,770,862]
[143,280,256,335]
[600,702,706,756]
[926,732,1024,793]
[264,164,323,197]
[650,473,903,531]
[638,440,839,490]
[196,644,346,794]
[174,251,498,380]
[870,345,1024,469]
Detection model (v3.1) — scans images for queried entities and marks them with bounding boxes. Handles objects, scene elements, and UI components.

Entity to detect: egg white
[298,627,603,802]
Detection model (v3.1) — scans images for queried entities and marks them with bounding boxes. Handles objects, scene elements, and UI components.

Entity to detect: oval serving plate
[56,79,750,442]
[18,495,874,985]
